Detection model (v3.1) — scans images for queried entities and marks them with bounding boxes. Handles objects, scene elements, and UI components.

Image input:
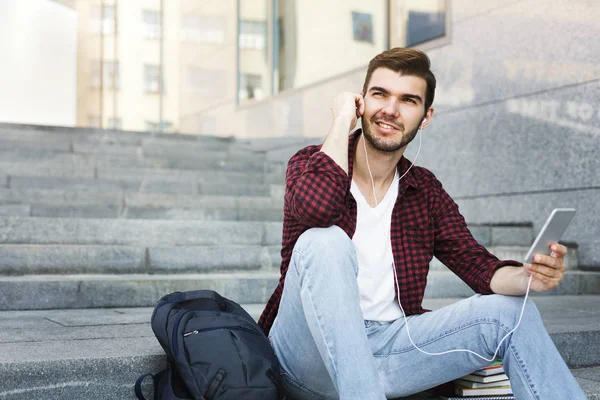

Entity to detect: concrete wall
[205,0,600,267]
[0,0,77,127]
[425,0,600,268]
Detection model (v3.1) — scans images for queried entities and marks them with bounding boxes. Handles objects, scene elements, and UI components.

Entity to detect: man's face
[361,68,428,153]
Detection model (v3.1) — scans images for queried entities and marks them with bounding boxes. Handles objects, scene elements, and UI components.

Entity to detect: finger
[533,254,563,270]
[530,270,561,289]
[550,242,567,257]
[530,263,564,279]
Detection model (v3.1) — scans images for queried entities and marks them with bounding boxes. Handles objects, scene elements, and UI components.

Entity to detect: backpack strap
[134,373,154,400]
[266,368,286,399]
[204,368,227,400]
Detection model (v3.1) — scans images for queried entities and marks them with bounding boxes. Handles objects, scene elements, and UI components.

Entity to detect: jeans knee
[296,225,353,254]
[293,225,357,275]
[477,294,540,330]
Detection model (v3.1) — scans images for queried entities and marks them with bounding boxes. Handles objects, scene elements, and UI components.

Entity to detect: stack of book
[439,361,514,399]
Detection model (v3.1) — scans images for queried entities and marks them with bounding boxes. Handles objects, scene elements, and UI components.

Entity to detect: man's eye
[405,98,416,104]
[373,92,384,97]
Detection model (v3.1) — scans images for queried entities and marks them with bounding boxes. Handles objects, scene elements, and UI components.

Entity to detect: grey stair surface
[0,123,599,398]
[0,296,598,399]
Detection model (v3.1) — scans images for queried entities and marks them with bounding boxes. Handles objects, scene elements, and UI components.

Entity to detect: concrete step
[1,269,598,311]
[0,218,539,248]
[0,153,271,175]
[0,217,282,246]
[0,244,282,275]
[0,244,574,276]
[0,272,280,310]
[0,124,239,150]
[0,156,285,186]
[0,187,285,220]
[7,175,277,196]
[0,296,597,399]
[0,188,284,210]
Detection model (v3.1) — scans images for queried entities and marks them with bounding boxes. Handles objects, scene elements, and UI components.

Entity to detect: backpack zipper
[172,311,261,357]
[183,325,261,337]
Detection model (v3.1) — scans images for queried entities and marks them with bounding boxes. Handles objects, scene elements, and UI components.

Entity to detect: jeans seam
[510,343,539,399]
[295,248,337,399]
[374,318,511,357]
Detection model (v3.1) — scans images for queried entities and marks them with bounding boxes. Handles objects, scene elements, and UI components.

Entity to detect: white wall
[0,0,77,126]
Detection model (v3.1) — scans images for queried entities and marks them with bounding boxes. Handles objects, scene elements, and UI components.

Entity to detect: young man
[258,48,585,400]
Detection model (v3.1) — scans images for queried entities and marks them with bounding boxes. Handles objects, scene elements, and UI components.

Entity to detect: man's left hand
[523,243,567,292]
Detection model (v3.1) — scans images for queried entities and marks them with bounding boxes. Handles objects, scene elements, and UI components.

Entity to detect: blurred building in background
[0,0,449,135]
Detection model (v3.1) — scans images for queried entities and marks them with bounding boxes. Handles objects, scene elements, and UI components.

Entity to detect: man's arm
[490,243,568,295]
[320,92,364,174]
[284,92,364,227]
[432,179,523,294]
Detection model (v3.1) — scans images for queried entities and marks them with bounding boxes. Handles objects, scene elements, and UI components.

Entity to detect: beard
[361,115,420,153]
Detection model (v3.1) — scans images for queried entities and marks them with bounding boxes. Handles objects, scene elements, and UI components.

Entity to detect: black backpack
[135,290,284,400]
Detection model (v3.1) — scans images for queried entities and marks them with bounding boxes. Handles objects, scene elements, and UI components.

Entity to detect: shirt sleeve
[285,148,349,227]
[431,180,522,294]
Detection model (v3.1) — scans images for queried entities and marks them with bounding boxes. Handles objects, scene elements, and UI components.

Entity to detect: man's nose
[382,98,400,117]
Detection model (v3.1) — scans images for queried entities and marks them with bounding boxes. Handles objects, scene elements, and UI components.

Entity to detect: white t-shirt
[350,169,402,322]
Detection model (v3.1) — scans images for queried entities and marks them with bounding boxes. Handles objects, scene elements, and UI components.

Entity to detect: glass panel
[142,10,161,39]
[107,117,121,129]
[389,0,447,48]
[90,4,115,35]
[145,120,173,131]
[237,0,270,103]
[89,60,119,88]
[274,0,386,92]
[144,65,161,93]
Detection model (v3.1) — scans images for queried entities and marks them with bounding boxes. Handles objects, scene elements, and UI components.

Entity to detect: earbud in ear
[422,118,427,123]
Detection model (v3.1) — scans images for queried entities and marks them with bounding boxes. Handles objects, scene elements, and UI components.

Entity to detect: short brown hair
[362,48,436,112]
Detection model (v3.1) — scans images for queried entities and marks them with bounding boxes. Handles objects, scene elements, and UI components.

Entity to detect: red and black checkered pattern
[258,130,521,335]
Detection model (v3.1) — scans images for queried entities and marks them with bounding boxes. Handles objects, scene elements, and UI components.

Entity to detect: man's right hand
[331,92,365,133]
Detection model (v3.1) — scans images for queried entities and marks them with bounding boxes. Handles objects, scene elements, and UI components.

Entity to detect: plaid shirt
[259,130,521,335]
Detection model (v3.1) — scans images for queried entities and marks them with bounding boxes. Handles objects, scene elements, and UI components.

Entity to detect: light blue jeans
[268,226,586,400]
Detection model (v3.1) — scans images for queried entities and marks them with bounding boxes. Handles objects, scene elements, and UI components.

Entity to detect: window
[142,10,161,39]
[237,4,270,104]
[389,0,449,49]
[352,12,374,44]
[181,15,225,44]
[239,74,263,101]
[239,20,266,50]
[146,120,173,132]
[91,61,120,89]
[107,118,121,129]
[90,5,115,35]
[144,65,163,93]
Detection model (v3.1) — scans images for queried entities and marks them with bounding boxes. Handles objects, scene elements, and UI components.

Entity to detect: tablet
[524,208,576,264]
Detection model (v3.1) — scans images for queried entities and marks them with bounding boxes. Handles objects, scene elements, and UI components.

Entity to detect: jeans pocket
[279,371,328,400]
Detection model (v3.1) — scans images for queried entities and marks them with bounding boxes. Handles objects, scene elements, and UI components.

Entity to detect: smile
[375,121,399,131]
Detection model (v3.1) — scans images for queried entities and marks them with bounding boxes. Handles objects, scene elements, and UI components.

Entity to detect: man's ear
[420,108,434,129]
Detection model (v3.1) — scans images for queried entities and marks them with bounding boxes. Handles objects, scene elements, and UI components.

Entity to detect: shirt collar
[348,129,420,190]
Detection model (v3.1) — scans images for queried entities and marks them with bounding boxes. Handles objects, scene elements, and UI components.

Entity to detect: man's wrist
[331,115,354,134]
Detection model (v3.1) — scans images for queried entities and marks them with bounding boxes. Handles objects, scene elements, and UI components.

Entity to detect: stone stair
[0,123,598,399]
